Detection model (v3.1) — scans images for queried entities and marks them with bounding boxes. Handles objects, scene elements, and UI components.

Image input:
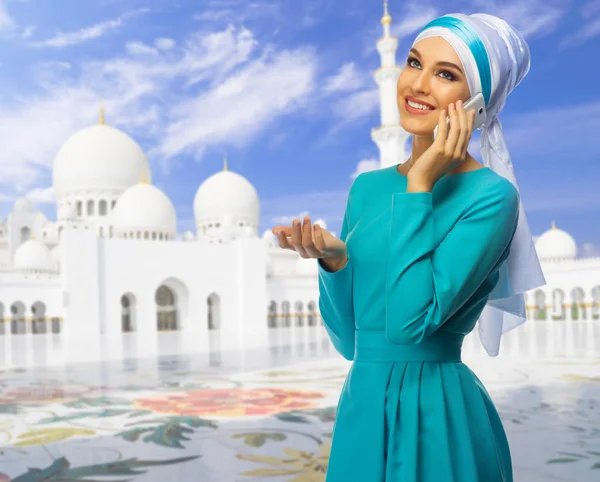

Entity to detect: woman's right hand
[271,215,347,262]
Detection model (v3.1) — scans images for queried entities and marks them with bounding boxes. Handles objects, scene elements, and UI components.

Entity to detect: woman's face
[396,36,471,137]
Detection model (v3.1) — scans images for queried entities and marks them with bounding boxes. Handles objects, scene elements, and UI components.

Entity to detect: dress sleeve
[317,181,356,361]
[385,181,519,345]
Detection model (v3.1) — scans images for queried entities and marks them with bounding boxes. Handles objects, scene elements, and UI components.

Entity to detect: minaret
[371,1,411,169]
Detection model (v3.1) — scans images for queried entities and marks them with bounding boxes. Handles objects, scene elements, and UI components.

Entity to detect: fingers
[453,101,469,160]
[301,217,323,258]
[274,217,324,258]
[290,218,308,257]
[445,102,460,157]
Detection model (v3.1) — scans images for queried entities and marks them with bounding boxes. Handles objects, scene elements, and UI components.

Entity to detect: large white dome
[535,221,577,261]
[14,239,54,271]
[14,197,32,212]
[52,123,151,198]
[194,165,259,228]
[111,181,177,237]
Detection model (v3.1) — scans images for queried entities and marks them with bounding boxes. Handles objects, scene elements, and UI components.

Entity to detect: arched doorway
[207,293,221,330]
[156,285,178,331]
[121,293,136,332]
[10,301,26,334]
[31,301,47,334]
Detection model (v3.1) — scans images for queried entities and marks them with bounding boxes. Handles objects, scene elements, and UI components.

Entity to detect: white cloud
[22,25,35,39]
[29,8,149,48]
[352,158,380,180]
[0,0,16,34]
[154,37,176,51]
[322,62,365,95]
[558,1,600,50]
[0,25,318,195]
[468,0,567,39]
[152,47,317,165]
[125,41,159,56]
[26,186,54,204]
[580,242,600,258]
[391,5,438,39]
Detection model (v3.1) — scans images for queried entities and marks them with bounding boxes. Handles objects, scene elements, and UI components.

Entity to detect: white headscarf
[412,13,547,356]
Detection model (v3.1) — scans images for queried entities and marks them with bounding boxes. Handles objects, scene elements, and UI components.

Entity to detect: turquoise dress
[318,164,520,482]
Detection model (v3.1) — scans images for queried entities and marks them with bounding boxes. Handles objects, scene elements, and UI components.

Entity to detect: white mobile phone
[433,92,486,139]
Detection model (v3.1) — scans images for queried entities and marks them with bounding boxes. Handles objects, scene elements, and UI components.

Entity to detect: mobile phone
[433,92,486,139]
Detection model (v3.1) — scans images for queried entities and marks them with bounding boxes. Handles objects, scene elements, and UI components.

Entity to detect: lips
[405,96,435,110]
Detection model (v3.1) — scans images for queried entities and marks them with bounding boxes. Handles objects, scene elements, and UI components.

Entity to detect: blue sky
[0,0,599,256]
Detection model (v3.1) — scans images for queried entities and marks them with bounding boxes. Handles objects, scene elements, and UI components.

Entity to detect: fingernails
[457,100,463,107]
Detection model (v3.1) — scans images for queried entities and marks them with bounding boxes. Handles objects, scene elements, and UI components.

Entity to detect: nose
[412,70,431,95]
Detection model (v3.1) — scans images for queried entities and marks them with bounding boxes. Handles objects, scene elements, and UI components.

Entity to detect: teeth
[407,99,433,110]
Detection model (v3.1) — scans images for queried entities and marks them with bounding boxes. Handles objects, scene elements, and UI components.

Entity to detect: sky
[0,0,599,256]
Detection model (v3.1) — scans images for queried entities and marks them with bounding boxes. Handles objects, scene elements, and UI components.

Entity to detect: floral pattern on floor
[0,355,598,481]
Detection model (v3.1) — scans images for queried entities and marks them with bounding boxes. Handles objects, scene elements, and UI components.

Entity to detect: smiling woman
[318,9,547,482]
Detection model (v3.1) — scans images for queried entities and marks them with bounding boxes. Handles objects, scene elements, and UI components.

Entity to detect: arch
[20,226,31,244]
[155,277,189,332]
[31,300,47,334]
[99,200,107,215]
[591,286,600,320]
[207,293,221,330]
[307,301,318,326]
[281,301,291,327]
[295,300,304,326]
[51,316,61,334]
[551,289,566,320]
[571,287,586,320]
[10,301,26,334]
[267,301,277,328]
[121,293,136,332]
[534,290,547,321]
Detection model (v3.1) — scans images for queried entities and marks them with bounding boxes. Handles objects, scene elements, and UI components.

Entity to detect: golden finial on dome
[99,103,105,125]
[140,170,150,184]
[551,220,556,230]
[381,0,392,25]
[223,155,228,171]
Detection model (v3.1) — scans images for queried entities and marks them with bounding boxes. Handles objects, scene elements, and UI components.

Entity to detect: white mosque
[0,4,598,367]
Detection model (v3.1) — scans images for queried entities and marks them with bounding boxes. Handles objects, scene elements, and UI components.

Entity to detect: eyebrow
[409,48,464,75]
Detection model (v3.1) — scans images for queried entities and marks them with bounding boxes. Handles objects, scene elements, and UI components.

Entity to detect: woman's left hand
[407,100,477,189]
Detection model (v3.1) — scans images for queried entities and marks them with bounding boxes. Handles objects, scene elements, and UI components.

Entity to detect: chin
[400,117,435,137]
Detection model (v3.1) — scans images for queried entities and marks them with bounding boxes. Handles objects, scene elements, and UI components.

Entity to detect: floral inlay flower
[0,384,97,405]
[133,388,325,417]
[237,441,331,481]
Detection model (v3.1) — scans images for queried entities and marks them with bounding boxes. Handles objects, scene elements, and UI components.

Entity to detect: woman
[272,13,546,482]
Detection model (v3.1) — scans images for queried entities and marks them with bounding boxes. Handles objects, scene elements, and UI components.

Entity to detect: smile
[405,97,435,114]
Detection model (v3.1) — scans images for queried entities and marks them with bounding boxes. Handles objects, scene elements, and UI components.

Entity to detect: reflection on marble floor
[0,341,599,481]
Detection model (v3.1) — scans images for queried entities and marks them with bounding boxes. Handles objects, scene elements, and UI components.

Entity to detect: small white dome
[14,197,32,212]
[535,221,577,261]
[295,256,318,275]
[112,181,176,237]
[182,230,196,241]
[14,239,54,271]
[35,211,48,226]
[52,123,151,199]
[58,202,77,221]
[194,167,259,231]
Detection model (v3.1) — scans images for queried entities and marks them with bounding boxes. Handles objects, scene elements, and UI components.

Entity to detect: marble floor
[0,339,599,481]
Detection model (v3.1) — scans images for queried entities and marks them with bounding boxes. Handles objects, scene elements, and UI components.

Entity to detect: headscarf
[412,13,547,356]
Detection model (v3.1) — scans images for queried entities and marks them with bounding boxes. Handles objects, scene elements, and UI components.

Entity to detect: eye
[406,56,456,81]
[439,71,456,81]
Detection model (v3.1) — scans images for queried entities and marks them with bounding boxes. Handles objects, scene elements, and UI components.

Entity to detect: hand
[408,100,477,188]
[272,216,347,261]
